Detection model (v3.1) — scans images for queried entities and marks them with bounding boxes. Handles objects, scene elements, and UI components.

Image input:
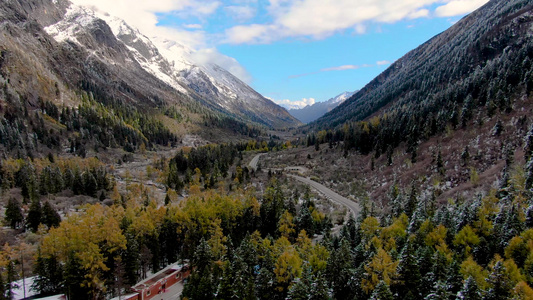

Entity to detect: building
[125,263,190,300]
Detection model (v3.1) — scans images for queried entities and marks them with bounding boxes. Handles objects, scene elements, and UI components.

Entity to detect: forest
[0,132,531,299]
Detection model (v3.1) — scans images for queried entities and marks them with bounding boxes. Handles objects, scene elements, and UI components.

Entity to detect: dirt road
[288,174,360,218]
[249,153,360,218]
[248,153,265,171]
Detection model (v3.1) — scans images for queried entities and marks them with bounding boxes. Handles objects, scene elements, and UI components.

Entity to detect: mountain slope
[43,2,299,129]
[289,91,355,123]
[314,0,533,135]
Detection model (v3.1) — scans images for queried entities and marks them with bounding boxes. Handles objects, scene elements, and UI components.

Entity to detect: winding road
[249,153,360,218]
[287,174,360,218]
[248,153,265,171]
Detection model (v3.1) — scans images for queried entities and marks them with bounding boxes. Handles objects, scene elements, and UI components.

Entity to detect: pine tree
[27,199,42,232]
[425,281,451,300]
[72,168,83,195]
[64,253,89,300]
[326,239,355,299]
[83,171,98,197]
[42,201,61,228]
[525,157,533,192]
[255,267,276,300]
[525,124,533,161]
[456,276,482,300]
[406,182,418,219]
[5,261,17,300]
[370,281,393,300]
[0,272,5,300]
[485,261,513,300]
[395,240,421,298]
[297,205,315,236]
[287,266,330,300]
[32,250,64,296]
[4,198,23,229]
[436,149,445,176]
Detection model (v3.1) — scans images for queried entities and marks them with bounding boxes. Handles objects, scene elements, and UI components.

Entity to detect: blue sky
[72,0,489,109]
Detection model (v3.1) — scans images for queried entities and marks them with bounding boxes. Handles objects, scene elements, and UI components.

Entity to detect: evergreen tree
[42,201,61,228]
[525,157,533,192]
[4,198,23,229]
[485,261,513,300]
[0,272,5,300]
[255,267,277,300]
[72,168,84,195]
[164,193,171,206]
[182,239,215,299]
[456,276,482,300]
[32,251,64,296]
[370,281,393,300]
[5,261,17,300]
[297,204,315,236]
[525,124,533,161]
[436,149,445,176]
[425,281,452,300]
[395,240,421,298]
[406,182,418,219]
[287,266,330,300]
[326,239,355,300]
[83,171,98,197]
[27,199,42,232]
[64,253,89,300]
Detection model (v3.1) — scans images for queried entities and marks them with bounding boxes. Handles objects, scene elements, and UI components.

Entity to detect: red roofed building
[120,262,190,300]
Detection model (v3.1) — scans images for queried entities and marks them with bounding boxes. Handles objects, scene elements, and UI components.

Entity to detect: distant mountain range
[288,91,356,124]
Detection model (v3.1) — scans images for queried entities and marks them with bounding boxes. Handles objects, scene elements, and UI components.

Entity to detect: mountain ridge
[288,91,356,123]
[314,0,532,131]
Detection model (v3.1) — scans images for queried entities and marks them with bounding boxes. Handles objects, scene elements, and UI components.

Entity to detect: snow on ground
[12,276,36,300]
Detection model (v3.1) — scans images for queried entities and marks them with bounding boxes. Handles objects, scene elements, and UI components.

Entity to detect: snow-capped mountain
[288,91,356,124]
[42,1,299,128]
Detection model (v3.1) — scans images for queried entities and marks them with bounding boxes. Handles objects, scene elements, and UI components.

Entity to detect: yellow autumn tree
[454,225,480,256]
[40,204,126,297]
[362,248,399,294]
[460,256,489,290]
[513,281,533,299]
[278,211,296,239]
[274,247,303,292]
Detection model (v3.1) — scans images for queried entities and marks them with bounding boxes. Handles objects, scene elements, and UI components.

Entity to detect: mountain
[313,0,533,141]
[46,2,300,129]
[288,91,355,123]
[0,0,299,157]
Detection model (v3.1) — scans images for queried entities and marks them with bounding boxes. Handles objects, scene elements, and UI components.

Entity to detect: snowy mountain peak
[43,1,299,128]
[287,91,356,124]
[332,91,355,104]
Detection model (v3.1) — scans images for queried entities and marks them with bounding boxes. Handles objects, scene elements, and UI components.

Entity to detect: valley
[0,0,533,299]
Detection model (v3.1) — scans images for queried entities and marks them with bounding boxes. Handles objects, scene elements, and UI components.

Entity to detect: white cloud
[290,63,375,78]
[376,60,392,65]
[224,5,257,22]
[321,65,363,72]
[435,0,489,17]
[223,0,488,44]
[269,97,316,110]
[191,48,253,83]
[408,9,430,19]
[183,24,203,29]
